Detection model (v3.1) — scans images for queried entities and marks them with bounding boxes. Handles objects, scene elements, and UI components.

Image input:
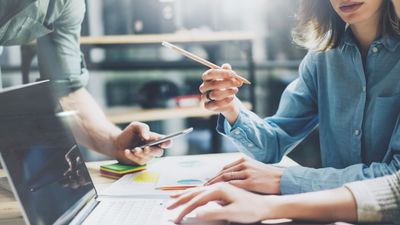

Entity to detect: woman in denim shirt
[199,0,400,195]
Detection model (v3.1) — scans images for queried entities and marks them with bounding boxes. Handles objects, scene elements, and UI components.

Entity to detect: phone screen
[135,127,193,149]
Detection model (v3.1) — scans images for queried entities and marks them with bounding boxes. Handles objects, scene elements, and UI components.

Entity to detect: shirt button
[247,143,254,148]
[362,86,366,92]
[372,47,379,53]
[234,130,240,135]
[354,130,361,136]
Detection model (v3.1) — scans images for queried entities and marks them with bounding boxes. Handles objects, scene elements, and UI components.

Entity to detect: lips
[339,2,364,13]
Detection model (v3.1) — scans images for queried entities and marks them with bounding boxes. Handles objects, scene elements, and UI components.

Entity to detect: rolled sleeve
[345,181,383,222]
[37,0,88,92]
[216,104,268,160]
[215,53,319,164]
[345,171,400,224]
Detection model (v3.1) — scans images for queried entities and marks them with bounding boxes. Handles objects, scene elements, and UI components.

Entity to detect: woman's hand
[114,122,172,165]
[168,183,278,224]
[168,184,358,224]
[200,64,243,125]
[205,157,283,195]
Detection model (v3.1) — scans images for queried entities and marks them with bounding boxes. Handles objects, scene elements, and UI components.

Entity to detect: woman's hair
[292,0,400,51]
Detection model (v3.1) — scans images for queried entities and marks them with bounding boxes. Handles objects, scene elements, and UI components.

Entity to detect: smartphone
[133,127,193,150]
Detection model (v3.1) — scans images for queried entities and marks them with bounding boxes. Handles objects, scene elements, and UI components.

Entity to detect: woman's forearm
[266,187,357,222]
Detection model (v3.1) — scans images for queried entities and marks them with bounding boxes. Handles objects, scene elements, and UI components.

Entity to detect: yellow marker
[134,172,160,183]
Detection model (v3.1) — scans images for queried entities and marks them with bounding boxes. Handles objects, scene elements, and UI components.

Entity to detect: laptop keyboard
[82,199,169,225]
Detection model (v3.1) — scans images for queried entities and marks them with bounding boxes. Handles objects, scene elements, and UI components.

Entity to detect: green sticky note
[100,163,146,174]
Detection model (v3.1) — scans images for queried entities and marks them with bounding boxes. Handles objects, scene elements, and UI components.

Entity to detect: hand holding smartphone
[132,127,193,151]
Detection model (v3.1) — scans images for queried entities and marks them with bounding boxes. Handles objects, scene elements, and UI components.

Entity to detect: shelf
[106,106,217,123]
[80,32,254,45]
[106,102,252,124]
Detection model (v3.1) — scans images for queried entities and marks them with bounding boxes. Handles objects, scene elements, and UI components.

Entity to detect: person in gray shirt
[0,0,171,165]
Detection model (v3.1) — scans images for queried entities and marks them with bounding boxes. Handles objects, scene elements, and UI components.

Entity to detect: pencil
[162,41,251,85]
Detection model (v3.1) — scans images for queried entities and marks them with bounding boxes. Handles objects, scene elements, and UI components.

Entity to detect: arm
[168,183,357,224]
[206,117,400,195]
[169,171,400,224]
[345,171,400,223]
[280,116,400,194]
[202,54,318,163]
[37,0,169,164]
[59,88,169,164]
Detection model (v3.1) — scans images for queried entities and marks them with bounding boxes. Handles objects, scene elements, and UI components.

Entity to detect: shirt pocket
[0,17,51,46]
[371,93,400,149]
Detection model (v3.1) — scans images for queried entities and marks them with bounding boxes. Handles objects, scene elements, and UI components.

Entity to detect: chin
[341,15,366,25]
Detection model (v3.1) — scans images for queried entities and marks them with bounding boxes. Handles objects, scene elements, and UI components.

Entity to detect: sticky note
[134,172,160,183]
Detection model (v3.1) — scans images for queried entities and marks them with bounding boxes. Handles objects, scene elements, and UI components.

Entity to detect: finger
[146,132,172,149]
[205,164,245,186]
[159,139,172,148]
[134,147,153,160]
[206,88,238,101]
[174,189,223,224]
[129,122,151,140]
[167,188,205,210]
[214,163,246,180]
[204,97,235,111]
[221,63,232,70]
[223,158,246,170]
[206,171,247,186]
[170,189,191,198]
[199,79,243,93]
[147,147,164,157]
[202,69,238,82]
[124,149,146,165]
[205,159,245,184]
[132,148,152,163]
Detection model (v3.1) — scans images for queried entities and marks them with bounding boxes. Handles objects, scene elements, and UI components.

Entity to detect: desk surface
[0,153,368,225]
[80,32,254,45]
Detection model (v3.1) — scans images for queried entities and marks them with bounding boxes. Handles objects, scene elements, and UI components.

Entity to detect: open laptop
[0,81,227,225]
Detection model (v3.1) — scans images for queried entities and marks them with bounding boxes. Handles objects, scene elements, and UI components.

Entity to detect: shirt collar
[340,28,400,52]
[377,35,400,52]
[340,28,357,52]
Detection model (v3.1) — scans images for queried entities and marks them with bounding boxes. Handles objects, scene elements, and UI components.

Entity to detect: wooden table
[0,153,374,225]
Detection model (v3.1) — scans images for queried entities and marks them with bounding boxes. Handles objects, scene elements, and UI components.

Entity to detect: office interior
[0,0,320,168]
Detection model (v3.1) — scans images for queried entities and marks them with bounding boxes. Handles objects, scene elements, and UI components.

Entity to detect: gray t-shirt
[0,0,89,91]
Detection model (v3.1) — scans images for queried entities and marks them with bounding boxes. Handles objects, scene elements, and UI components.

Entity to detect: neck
[350,12,381,56]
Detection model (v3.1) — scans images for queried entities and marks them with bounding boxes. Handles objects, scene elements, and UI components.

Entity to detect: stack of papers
[100,154,241,197]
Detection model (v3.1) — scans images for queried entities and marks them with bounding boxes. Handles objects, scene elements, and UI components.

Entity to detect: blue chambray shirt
[217,30,400,194]
[0,0,89,91]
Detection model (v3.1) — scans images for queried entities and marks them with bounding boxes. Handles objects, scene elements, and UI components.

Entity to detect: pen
[162,41,251,85]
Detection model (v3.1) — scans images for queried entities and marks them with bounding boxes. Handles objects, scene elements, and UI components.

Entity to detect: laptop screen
[0,82,96,225]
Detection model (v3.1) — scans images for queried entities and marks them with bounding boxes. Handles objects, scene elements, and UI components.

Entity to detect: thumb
[130,122,150,140]
[221,63,232,70]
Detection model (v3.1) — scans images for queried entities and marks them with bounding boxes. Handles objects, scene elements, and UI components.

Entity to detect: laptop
[0,81,227,225]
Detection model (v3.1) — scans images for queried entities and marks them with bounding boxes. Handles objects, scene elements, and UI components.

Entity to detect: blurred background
[0,0,321,168]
